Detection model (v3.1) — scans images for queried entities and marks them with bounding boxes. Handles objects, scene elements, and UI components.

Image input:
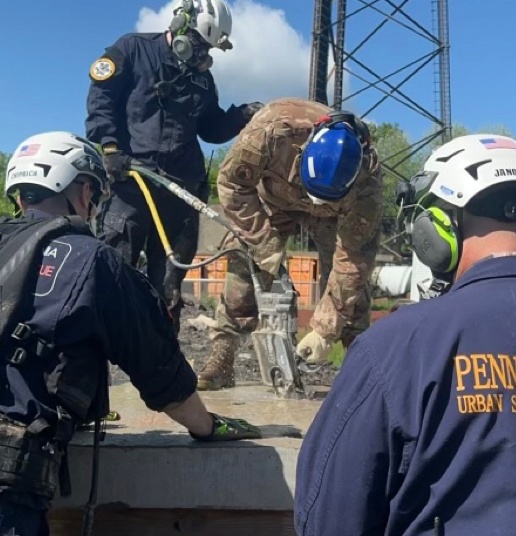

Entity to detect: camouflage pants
[212,215,337,340]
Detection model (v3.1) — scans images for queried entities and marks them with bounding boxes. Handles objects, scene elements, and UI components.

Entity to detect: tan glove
[296,330,332,364]
[255,250,284,276]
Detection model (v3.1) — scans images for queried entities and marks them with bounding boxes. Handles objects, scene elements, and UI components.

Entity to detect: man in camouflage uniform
[198,97,383,390]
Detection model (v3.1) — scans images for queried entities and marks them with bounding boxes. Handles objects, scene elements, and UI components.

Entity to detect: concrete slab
[53,382,326,511]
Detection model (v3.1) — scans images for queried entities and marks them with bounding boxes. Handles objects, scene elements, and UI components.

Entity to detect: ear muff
[170,12,190,35]
[411,206,460,273]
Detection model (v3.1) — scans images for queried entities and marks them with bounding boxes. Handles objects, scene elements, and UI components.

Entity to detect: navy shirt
[0,210,197,427]
[295,256,516,536]
[85,32,248,182]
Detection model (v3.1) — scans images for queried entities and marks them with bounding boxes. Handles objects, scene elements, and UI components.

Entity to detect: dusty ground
[111,293,339,388]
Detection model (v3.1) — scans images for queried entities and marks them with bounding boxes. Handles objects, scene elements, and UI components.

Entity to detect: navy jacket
[295,256,516,536]
[0,210,197,428]
[85,32,248,183]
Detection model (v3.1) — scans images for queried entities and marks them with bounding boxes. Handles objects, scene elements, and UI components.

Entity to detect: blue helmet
[300,115,363,201]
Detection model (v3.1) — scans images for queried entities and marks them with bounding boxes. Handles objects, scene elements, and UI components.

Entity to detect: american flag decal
[480,137,516,150]
[18,144,41,157]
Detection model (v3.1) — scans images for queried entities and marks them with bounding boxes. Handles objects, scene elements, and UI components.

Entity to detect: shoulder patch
[34,240,73,297]
[89,57,116,81]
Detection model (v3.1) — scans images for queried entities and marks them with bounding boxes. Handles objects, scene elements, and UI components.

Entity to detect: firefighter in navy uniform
[0,132,260,536]
[85,0,263,333]
[295,134,516,536]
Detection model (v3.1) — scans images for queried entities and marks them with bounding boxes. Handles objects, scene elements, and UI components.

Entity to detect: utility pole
[309,0,452,167]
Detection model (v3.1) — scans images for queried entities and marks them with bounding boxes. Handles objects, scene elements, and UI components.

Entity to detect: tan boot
[197,336,238,390]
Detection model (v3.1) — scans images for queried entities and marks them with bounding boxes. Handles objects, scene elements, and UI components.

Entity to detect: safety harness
[0,215,100,509]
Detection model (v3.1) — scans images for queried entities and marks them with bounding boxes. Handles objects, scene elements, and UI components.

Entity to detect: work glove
[190,413,261,442]
[238,101,264,124]
[102,144,132,182]
[296,330,332,365]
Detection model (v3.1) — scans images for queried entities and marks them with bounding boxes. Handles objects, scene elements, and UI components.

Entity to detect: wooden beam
[49,508,296,536]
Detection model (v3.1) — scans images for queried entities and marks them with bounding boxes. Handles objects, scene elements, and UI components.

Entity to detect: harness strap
[7,323,55,365]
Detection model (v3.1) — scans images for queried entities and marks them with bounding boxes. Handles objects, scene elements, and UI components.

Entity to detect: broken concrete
[185,313,218,330]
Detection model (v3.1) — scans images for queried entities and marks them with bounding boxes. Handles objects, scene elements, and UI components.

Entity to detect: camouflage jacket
[218,98,383,340]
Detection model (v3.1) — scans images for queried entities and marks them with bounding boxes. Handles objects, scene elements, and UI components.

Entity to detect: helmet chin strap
[7,194,22,218]
[418,272,453,300]
[62,193,78,216]
[62,194,99,236]
[87,200,100,236]
[62,192,94,223]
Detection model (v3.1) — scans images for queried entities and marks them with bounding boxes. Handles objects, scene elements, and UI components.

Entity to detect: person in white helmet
[0,132,260,536]
[85,0,263,335]
[295,134,516,536]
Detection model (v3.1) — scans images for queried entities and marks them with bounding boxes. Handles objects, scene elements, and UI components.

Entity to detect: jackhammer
[127,164,317,399]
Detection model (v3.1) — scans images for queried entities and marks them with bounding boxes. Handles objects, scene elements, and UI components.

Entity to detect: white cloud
[136,0,311,106]
[136,4,176,32]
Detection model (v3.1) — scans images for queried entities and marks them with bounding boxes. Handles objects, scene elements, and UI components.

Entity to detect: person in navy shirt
[85,0,262,334]
[0,131,260,536]
[295,134,516,536]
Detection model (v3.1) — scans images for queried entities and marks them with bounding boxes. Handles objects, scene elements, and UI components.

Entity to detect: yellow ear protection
[395,171,461,274]
[411,206,461,273]
[170,0,196,62]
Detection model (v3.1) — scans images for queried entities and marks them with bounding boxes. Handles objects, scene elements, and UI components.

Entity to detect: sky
[1,0,515,156]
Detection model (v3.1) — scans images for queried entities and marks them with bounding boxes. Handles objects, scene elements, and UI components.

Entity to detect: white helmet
[6,131,109,200]
[420,134,516,208]
[171,0,233,50]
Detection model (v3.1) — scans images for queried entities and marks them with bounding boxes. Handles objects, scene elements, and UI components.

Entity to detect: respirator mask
[172,29,213,72]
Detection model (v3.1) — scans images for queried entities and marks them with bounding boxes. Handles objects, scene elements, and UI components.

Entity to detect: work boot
[197,336,238,390]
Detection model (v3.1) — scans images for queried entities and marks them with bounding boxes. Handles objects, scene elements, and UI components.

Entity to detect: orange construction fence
[183,253,320,308]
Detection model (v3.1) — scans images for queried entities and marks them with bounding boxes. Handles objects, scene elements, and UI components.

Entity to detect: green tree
[369,122,421,219]
[450,123,470,139]
[477,124,512,137]
[0,152,12,217]
[418,122,513,163]
[204,147,229,204]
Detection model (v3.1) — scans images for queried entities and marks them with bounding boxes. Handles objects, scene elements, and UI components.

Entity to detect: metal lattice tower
[309,0,452,180]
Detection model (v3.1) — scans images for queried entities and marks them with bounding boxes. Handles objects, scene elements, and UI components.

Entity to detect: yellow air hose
[127,168,247,270]
[127,170,174,259]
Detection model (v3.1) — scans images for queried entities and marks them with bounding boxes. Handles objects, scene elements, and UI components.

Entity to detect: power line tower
[309,0,452,180]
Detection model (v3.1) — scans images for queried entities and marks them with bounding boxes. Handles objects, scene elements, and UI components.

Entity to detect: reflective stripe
[307,156,316,179]
[312,126,329,143]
